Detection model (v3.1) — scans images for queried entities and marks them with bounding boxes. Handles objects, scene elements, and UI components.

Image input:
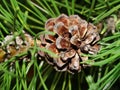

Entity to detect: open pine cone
[39,14,100,74]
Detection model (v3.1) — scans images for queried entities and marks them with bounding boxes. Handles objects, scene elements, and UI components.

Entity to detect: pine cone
[39,14,100,74]
[0,31,40,62]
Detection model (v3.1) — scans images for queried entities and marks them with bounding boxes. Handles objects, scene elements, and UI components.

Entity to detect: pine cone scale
[56,36,70,49]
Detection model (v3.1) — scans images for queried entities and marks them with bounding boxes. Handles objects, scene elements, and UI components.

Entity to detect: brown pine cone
[39,14,100,74]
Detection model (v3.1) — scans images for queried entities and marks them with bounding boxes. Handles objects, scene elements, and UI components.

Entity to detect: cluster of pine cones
[39,14,100,73]
[0,14,100,74]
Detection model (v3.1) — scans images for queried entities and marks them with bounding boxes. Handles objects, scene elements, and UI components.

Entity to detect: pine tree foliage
[0,0,120,90]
